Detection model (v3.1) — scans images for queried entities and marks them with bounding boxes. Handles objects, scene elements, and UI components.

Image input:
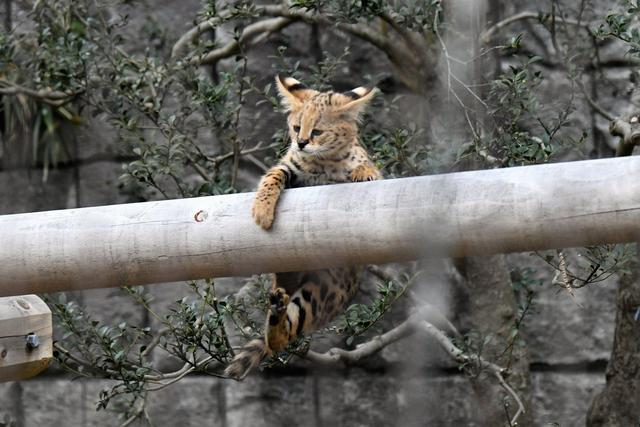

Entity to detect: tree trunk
[587,246,640,426]
[455,255,533,426]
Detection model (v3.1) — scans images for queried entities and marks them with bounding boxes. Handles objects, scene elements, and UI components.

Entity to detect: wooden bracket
[0,295,52,382]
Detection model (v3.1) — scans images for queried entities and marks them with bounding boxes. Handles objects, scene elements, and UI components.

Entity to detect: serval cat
[224,75,381,380]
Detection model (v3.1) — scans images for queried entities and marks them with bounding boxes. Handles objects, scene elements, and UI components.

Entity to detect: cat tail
[224,339,267,380]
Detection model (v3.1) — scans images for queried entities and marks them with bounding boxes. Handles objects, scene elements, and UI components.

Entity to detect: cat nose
[298,139,309,150]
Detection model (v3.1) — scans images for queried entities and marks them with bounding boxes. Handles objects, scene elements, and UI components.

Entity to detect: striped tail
[224,339,267,380]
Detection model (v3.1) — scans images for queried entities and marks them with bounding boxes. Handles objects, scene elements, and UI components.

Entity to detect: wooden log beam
[0,157,639,296]
[0,295,52,381]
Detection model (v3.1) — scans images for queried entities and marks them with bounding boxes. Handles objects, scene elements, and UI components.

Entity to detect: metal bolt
[25,333,39,351]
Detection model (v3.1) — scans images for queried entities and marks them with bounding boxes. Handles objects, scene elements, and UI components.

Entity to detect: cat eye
[311,129,323,137]
[293,125,301,133]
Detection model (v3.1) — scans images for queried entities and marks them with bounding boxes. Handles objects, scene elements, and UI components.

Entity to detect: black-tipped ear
[277,75,308,92]
[333,86,379,119]
[343,87,375,100]
[275,75,317,111]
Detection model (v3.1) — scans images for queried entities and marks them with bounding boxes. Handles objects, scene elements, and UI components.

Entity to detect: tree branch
[305,305,457,365]
[481,11,596,44]
[174,4,420,78]
[420,321,525,426]
[196,17,295,66]
[171,5,285,60]
[171,14,228,58]
[305,311,419,364]
[304,309,525,425]
[380,11,422,50]
[253,5,394,54]
[144,357,213,390]
[0,79,79,106]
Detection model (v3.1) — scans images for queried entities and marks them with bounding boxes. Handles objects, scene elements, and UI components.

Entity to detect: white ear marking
[351,87,370,97]
[284,77,301,87]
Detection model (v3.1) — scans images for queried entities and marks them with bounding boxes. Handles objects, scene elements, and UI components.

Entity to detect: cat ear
[275,75,317,111]
[333,86,379,119]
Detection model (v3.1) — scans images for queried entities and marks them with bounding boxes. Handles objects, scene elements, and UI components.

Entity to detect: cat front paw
[350,164,380,182]
[251,196,277,230]
[269,287,290,313]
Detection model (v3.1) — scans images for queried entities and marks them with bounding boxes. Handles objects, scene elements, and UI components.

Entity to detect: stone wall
[0,0,625,425]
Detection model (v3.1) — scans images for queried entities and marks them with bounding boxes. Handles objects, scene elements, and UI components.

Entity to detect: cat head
[276,75,378,156]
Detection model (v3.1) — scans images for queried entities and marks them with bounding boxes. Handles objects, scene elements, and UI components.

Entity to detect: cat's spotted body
[225,76,381,380]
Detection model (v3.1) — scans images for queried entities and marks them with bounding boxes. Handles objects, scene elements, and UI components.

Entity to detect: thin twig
[434,10,451,101]
[366,265,394,283]
[145,356,213,387]
[573,76,615,121]
[230,55,248,189]
[141,328,169,358]
[245,153,269,172]
[450,72,489,109]
[190,161,212,182]
[207,141,279,164]
[119,399,146,427]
